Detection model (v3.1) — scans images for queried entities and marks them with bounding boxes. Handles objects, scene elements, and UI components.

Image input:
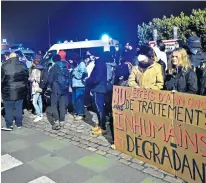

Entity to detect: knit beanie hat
[58,50,66,61]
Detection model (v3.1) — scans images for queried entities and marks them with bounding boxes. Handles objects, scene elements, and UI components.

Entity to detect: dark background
[2,1,206,51]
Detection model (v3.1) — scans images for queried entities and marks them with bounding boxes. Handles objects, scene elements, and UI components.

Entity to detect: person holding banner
[128,45,164,90]
[165,48,198,94]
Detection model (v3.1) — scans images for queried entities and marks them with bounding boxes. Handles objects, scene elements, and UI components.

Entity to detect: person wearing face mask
[122,42,136,64]
[128,45,164,90]
[187,36,206,69]
[165,48,198,94]
[186,36,206,95]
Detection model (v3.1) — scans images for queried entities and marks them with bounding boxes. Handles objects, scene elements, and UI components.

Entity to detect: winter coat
[86,58,107,94]
[128,63,164,90]
[29,65,44,94]
[1,57,29,101]
[71,61,88,88]
[165,68,198,94]
[197,67,206,95]
[48,61,68,95]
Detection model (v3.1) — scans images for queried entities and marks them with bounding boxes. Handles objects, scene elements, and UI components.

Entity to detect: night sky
[2,1,206,51]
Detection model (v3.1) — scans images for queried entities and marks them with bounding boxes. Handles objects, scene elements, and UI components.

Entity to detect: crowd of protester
[1,35,206,149]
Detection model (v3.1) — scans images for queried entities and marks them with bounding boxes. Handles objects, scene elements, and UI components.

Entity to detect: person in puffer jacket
[1,53,28,131]
[29,59,44,122]
[70,55,88,121]
[128,45,164,90]
[165,48,198,94]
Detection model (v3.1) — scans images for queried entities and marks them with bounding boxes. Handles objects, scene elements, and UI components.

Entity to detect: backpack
[39,69,47,89]
[56,62,70,92]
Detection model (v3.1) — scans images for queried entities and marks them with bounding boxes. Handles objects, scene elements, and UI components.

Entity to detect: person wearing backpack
[48,54,70,130]
[29,59,44,122]
[70,55,88,120]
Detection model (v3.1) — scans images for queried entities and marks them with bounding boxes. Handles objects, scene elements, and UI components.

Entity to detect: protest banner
[112,86,206,183]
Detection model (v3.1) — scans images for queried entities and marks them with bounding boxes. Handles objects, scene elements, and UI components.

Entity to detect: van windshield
[62,47,104,59]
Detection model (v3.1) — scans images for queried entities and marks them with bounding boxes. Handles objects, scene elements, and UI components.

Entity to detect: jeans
[32,93,42,116]
[51,93,68,121]
[72,87,85,116]
[94,92,106,130]
[3,99,23,128]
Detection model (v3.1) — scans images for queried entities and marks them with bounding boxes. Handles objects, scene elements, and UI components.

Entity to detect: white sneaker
[31,115,37,119]
[34,116,43,122]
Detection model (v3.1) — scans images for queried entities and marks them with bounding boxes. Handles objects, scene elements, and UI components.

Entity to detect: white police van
[43,37,119,62]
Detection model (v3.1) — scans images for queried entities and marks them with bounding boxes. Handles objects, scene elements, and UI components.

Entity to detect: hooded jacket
[128,62,164,90]
[71,61,88,88]
[86,58,107,93]
[1,57,29,100]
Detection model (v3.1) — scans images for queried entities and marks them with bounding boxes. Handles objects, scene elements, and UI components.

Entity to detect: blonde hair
[168,48,191,74]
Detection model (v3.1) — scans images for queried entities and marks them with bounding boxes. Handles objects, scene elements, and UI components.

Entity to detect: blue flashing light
[101,34,110,42]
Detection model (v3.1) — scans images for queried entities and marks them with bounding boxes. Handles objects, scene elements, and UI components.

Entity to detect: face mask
[137,55,147,62]
[189,48,198,55]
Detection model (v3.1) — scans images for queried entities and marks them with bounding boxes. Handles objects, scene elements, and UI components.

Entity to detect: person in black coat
[1,53,28,130]
[199,61,206,95]
[47,54,69,129]
[165,48,198,94]
[86,56,107,135]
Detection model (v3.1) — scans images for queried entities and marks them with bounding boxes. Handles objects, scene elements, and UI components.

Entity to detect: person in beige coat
[128,45,164,90]
[29,59,44,122]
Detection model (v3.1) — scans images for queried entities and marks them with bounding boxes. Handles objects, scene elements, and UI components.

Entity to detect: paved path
[1,110,184,183]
